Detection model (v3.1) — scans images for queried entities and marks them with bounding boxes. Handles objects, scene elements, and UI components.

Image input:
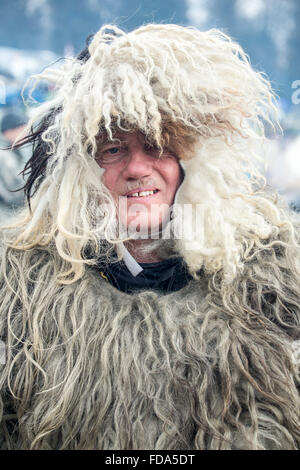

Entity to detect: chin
[125,224,161,240]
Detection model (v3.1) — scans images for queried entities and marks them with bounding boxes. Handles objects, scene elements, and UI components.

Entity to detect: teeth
[139,190,154,196]
[128,190,157,197]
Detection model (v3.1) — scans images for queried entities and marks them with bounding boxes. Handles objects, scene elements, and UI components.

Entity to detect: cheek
[102,168,118,194]
[162,162,182,195]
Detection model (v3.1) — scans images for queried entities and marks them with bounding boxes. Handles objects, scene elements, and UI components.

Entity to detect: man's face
[96,132,182,236]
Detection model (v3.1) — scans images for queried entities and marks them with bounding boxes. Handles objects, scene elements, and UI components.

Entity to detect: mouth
[125,188,160,198]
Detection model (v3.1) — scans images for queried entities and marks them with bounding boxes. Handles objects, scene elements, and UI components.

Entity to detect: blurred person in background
[0,24,299,451]
[0,111,27,220]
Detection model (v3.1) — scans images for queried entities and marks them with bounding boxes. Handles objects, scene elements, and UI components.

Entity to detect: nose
[122,147,153,180]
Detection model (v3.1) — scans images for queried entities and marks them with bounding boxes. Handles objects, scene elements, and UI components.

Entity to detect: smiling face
[96,132,182,236]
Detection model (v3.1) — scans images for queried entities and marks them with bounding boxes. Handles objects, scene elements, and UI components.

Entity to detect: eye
[106,147,120,154]
[144,143,161,156]
[143,143,175,160]
[96,143,126,166]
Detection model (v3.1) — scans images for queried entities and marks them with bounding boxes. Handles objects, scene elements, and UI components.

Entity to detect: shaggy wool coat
[0,244,299,450]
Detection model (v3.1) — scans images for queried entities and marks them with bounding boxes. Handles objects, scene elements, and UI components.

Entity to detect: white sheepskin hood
[7,23,282,283]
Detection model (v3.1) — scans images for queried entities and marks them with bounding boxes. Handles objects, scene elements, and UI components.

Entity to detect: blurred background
[0,0,300,220]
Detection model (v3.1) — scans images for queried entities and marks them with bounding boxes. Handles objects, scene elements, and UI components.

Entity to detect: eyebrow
[97,139,128,150]
[101,136,129,145]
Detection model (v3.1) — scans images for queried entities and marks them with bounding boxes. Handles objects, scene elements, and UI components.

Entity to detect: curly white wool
[6,23,286,283]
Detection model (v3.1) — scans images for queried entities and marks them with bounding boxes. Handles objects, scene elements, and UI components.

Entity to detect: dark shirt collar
[98,256,193,294]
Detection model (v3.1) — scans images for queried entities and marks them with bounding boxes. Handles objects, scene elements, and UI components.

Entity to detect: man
[0,24,299,450]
